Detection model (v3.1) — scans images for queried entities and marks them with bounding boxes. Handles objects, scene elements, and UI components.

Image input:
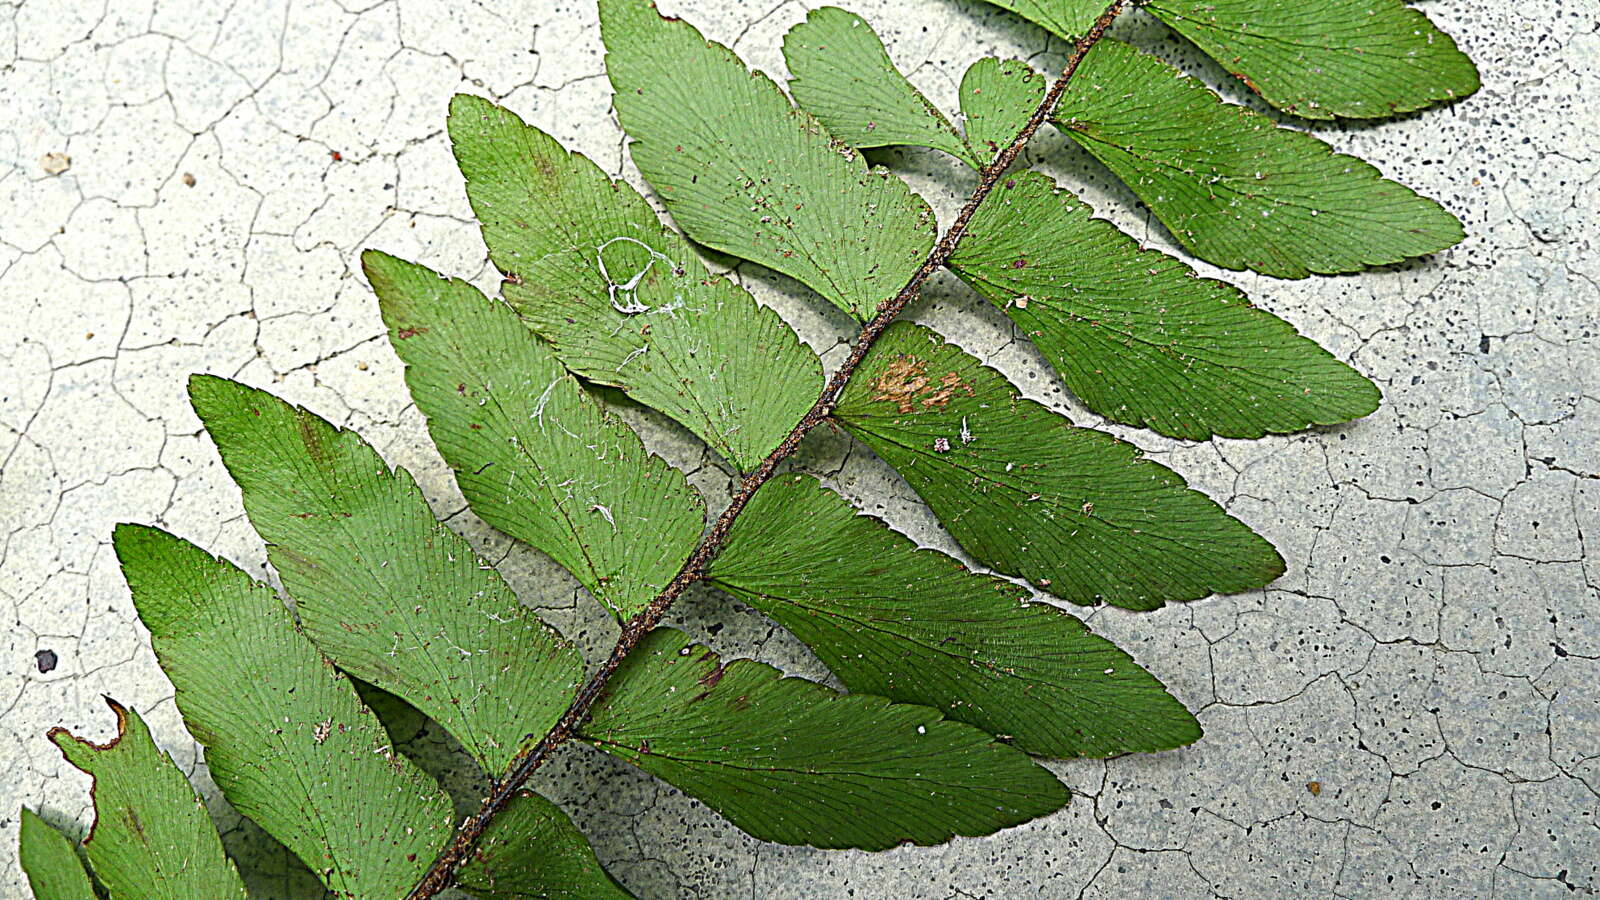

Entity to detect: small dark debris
[1478,334,1491,353]
[35,649,57,673]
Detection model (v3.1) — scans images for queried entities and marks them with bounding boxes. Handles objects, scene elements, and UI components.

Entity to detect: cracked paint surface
[1,0,1597,896]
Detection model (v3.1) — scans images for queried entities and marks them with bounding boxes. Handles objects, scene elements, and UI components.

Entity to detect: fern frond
[17,0,1484,895]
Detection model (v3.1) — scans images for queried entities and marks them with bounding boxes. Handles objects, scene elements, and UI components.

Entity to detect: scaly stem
[405,3,1126,895]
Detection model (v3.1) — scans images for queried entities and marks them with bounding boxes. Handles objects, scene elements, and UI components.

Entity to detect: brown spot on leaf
[296,411,333,464]
[872,356,930,413]
[923,371,973,409]
[870,356,973,413]
[698,663,727,689]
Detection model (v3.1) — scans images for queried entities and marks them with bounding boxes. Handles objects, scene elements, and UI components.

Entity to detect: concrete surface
[2,0,1597,896]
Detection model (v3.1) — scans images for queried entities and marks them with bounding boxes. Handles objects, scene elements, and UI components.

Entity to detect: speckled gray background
[2,0,1596,896]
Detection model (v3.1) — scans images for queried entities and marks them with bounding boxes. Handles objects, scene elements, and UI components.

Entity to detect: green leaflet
[833,323,1283,610]
[599,0,936,321]
[707,474,1201,757]
[780,36,1046,170]
[366,251,705,620]
[457,791,634,899]
[189,375,583,774]
[18,810,96,900]
[1052,39,1463,278]
[113,524,452,898]
[977,0,1100,43]
[447,94,822,472]
[783,7,979,168]
[48,698,247,899]
[948,170,1380,439]
[1145,0,1479,120]
[974,0,1477,120]
[960,57,1045,160]
[578,627,1068,849]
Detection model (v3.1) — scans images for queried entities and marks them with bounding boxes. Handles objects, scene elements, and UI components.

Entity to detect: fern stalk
[403,1,1130,896]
